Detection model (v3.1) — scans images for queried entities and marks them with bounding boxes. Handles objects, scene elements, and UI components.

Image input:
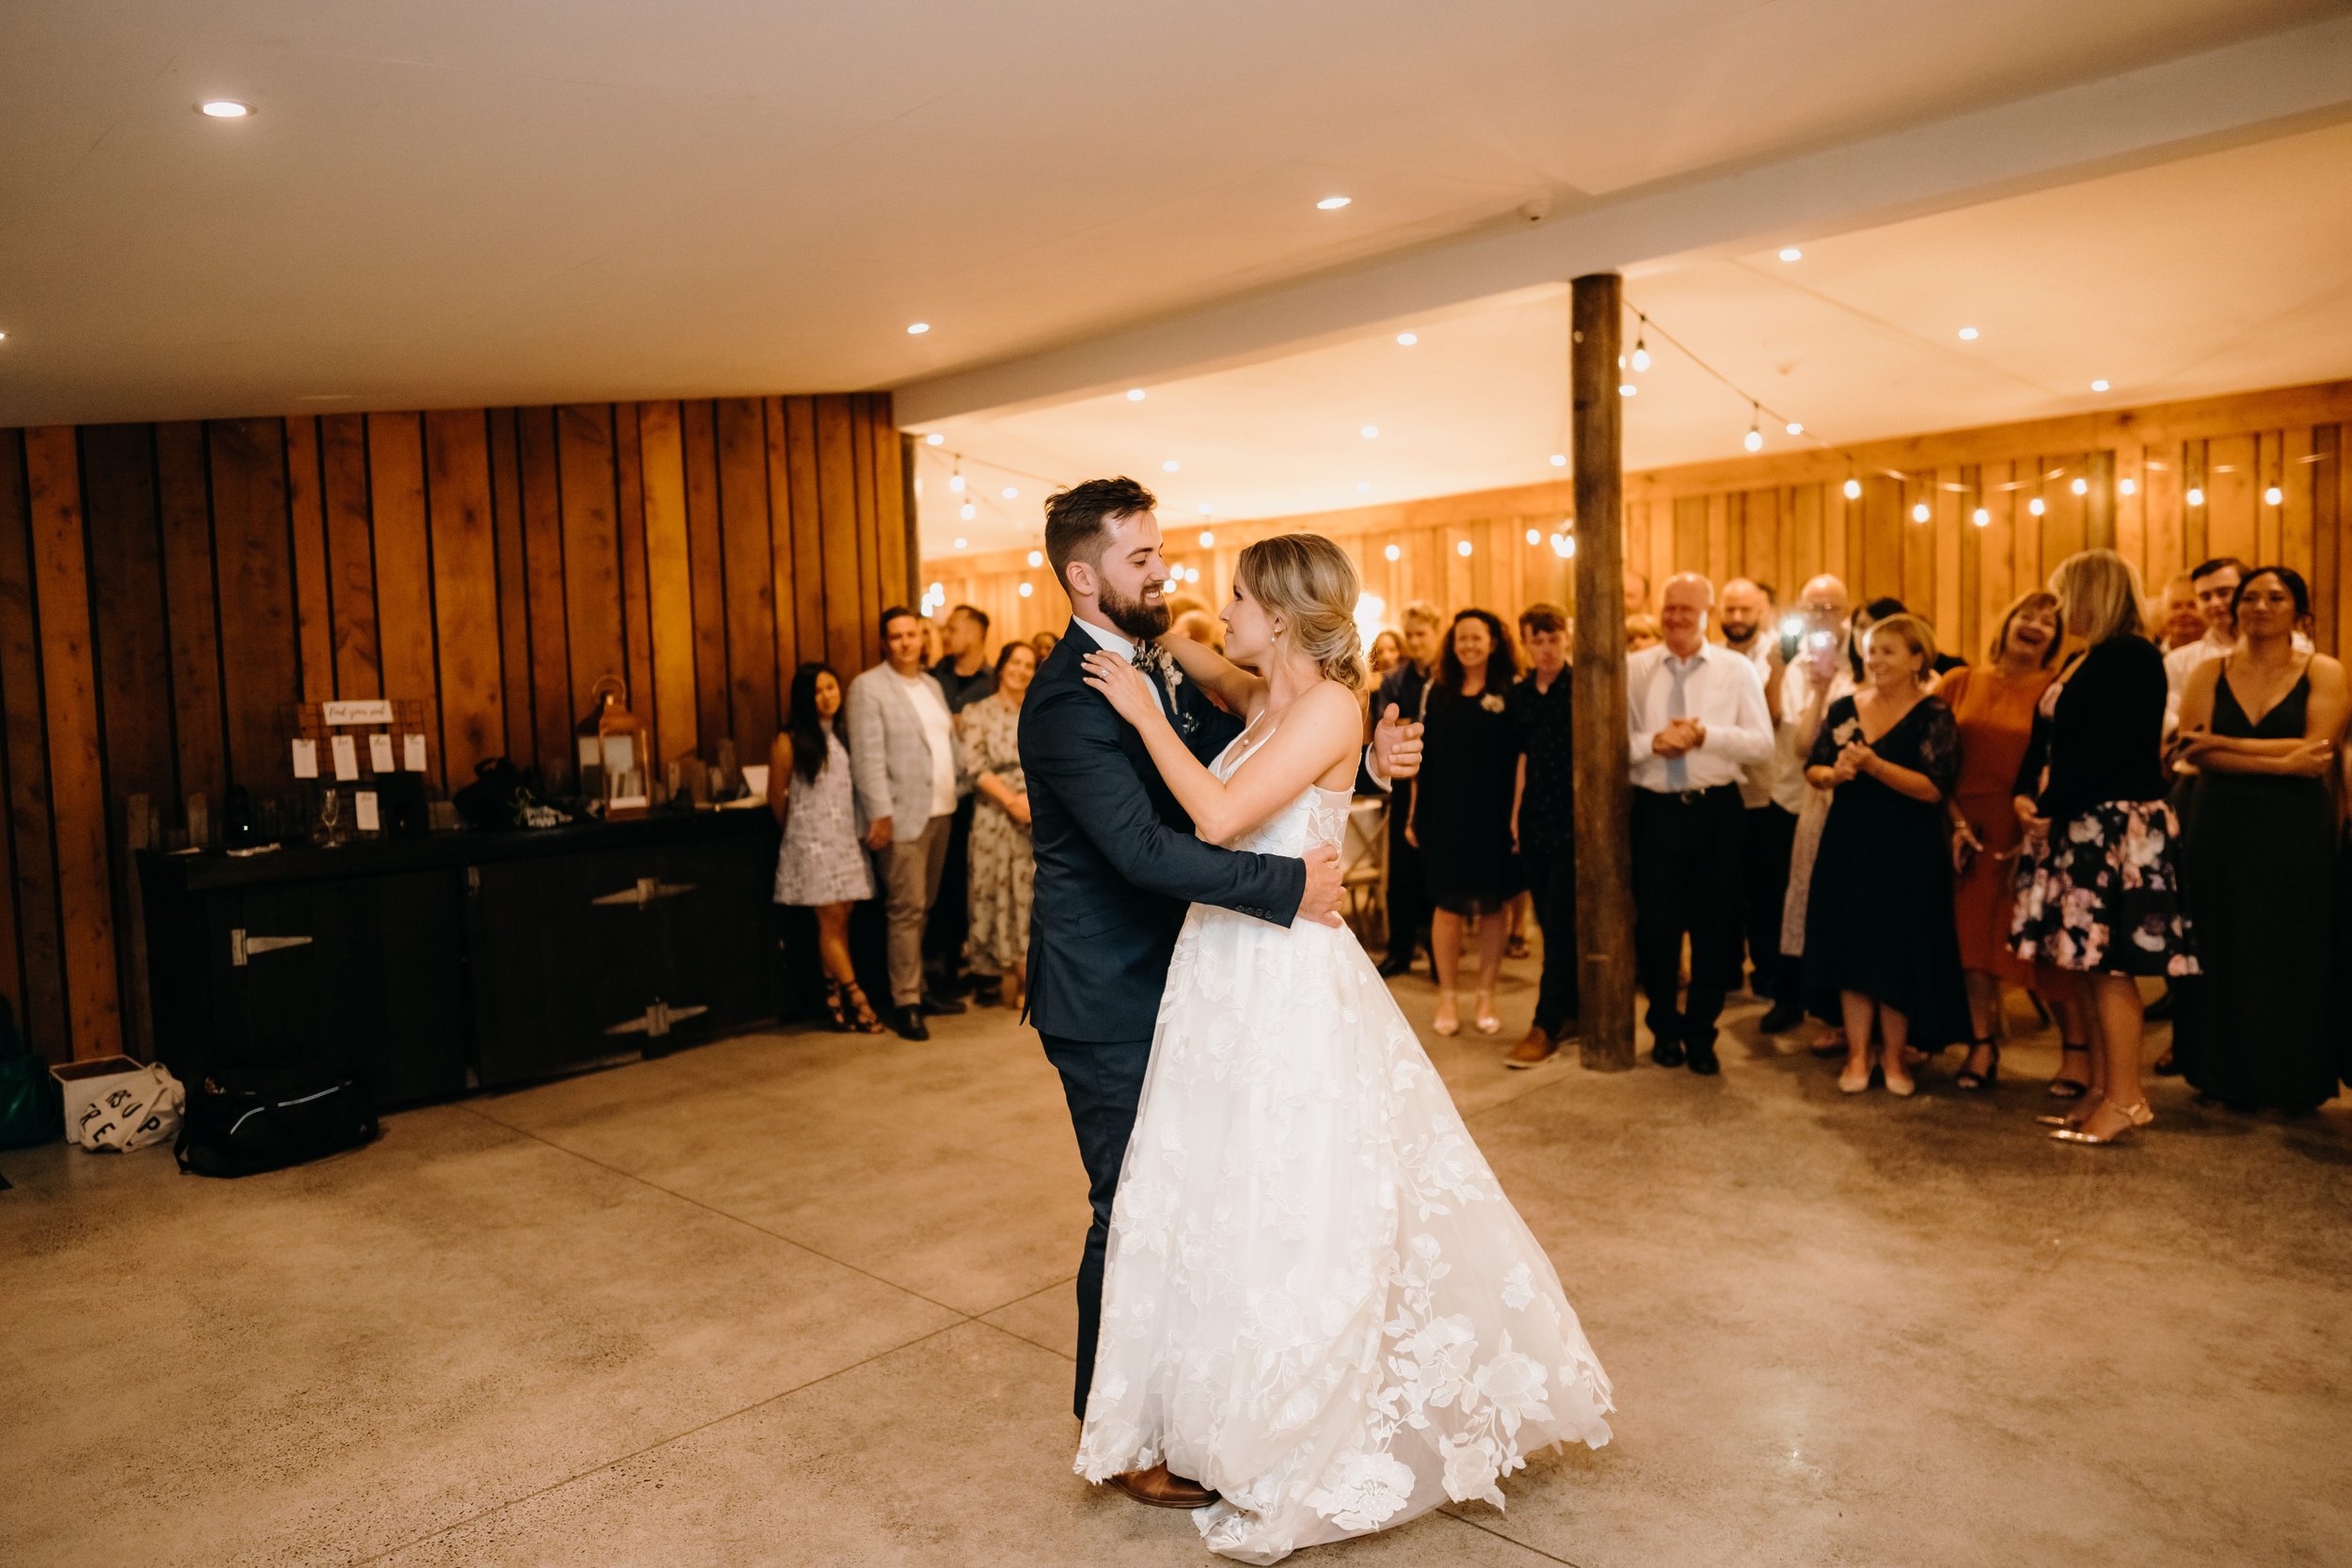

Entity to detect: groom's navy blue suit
[1020,616,1307,1419]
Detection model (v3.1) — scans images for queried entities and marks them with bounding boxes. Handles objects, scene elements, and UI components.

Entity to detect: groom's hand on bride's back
[1302,846,1346,927]
[1372,704,1423,782]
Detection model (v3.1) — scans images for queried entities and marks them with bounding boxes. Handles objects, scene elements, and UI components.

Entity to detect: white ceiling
[1,0,2341,426]
[913,119,2352,554]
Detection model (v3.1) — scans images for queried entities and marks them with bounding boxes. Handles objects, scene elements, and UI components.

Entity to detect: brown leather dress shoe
[1506,1026,1560,1069]
[1108,1464,1220,1509]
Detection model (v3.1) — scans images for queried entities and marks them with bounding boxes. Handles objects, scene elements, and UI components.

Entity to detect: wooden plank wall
[0,392,909,1065]
[926,380,2352,665]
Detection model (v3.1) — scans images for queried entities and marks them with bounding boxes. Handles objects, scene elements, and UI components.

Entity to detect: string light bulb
[948,468,965,493]
[1198,531,1215,547]
[2070,476,2089,497]
[1456,540,1473,557]
[2186,487,2204,507]
[1786,421,1804,436]
[1619,383,1637,397]
[1549,453,1567,467]
[1912,501,1931,523]
[1744,410,1764,453]
[1972,507,1990,528]
[924,433,944,446]
[1385,544,1402,562]
[2265,484,2284,506]
[1002,486,1019,500]
[2118,477,2137,496]
[1629,335,1651,373]
[2028,497,2046,516]
[1526,528,1542,545]
[1026,549,1043,567]
[1018,582,1033,598]
[1843,474,1863,500]
[960,502,976,521]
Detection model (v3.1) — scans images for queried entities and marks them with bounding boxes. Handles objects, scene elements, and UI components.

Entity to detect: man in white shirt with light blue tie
[1626,573,1774,1075]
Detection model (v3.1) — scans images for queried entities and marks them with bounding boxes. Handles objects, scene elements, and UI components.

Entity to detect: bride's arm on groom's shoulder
[1160,633,1266,719]
[1083,654,1357,843]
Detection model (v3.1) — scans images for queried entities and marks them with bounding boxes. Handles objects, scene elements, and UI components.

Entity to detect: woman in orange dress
[1941,592,2065,1089]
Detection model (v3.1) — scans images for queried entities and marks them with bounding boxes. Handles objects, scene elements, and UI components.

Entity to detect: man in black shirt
[931,604,998,713]
[1507,603,1576,1066]
[925,604,996,999]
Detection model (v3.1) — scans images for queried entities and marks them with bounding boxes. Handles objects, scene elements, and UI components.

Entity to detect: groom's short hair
[1045,477,1156,596]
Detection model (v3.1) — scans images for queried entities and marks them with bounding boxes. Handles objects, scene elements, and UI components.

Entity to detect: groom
[1020,477,1422,1508]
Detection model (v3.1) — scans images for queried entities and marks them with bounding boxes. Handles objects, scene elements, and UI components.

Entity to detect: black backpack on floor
[174,1053,379,1178]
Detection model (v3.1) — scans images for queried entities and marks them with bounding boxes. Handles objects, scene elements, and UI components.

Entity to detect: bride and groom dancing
[1019,477,1613,1563]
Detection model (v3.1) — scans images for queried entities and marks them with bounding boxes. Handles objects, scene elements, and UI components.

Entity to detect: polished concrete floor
[4,954,2348,1568]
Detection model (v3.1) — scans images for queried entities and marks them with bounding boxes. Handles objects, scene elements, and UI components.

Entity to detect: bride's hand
[1081,651,1164,729]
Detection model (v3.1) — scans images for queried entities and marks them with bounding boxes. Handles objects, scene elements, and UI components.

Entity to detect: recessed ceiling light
[1026,549,1043,567]
[1162,459,1180,472]
[1549,453,1567,467]
[1957,326,1979,341]
[1618,383,1637,397]
[2090,379,2110,392]
[1001,486,1019,499]
[1396,332,1417,346]
[198,100,253,119]
[1785,422,1804,436]
[924,432,944,445]
[1778,246,1803,261]
[953,537,967,549]
[1358,483,1373,494]
[1359,425,1379,439]
[1198,503,1213,515]
[1384,544,1402,561]
[1317,197,1352,210]
[1126,388,1146,402]
[907,322,930,335]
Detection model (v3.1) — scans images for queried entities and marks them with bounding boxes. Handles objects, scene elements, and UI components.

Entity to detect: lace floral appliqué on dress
[1073,729,1613,1563]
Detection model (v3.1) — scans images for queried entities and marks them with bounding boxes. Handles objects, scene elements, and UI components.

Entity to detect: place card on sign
[354,791,380,833]
[403,734,427,771]
[291,737,319,779]
[369,733,395,773]
[330,735,359,781]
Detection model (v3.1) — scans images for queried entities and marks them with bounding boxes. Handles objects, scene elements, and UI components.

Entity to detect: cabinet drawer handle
[230,929,313,967]
[591,877,698,908]
[603,999,710,1037]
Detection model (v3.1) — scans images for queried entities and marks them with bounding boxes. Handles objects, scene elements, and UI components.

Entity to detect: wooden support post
[1570,273,1637,1072]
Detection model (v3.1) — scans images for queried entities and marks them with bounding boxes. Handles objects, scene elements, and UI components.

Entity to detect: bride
[1073,533,1613,1563]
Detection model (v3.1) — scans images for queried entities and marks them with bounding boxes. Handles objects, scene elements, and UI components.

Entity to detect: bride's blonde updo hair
[1234,533,1367,691]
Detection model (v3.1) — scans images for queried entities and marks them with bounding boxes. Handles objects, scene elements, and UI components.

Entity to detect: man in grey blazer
[847,606,967,1040]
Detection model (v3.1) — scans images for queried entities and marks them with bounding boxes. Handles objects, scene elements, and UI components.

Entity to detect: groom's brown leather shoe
[1109,1464,1219,1509]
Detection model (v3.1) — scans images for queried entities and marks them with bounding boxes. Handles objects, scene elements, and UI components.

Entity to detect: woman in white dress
[1073,534,1613,1564]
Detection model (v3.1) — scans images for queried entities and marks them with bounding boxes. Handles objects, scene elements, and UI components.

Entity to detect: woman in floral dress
[958,641,1038,1011]
[2010,549,2198,1146]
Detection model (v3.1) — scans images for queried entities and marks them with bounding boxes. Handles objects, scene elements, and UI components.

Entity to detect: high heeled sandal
[821,979,853,1033]
[1472,992,1501,1036]
[2045,1043,2091,1100]
[1954,1038,2000,1092]
[1433,991,1460,1037]
[2050,1099,2153,1145]
[842,981,884,1035]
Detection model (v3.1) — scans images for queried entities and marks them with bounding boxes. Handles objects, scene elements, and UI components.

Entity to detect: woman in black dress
[2010,549,2199,1147]
[2172,566,2347,1113]
[1804,614,1970,1095]
[1406,608,1523,1037]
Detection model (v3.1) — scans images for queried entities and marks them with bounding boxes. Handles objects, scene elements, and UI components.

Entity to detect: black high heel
[821,978,853,1033]
[2045,1042,2091,1100]
[843,981,885,1035]
[1954,1037,1999,1091]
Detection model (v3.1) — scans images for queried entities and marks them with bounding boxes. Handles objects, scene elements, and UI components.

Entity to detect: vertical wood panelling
[24,428,122,1060]
[367,412,437,736]
[612,406,658,758]
[815,396,866,675]
[871,396,912,610]
[320,414,381,699]
[81,425,175,816]
[679,400,730,753]
[763,399,802,699]
[849,401,884,642]
[516,406,573,786]
[555,404,626,730]
[715,397,779,752]
[486,408,536,767]
[284,417,336,703]
[154,422,229,807]
[424,409,501,790]
[2207,435,2257,562]
[0,431,67,1056]
[638,402,697,765]
[782,398,828,670]
[2314,425,2341,651]
[209,419,301,790]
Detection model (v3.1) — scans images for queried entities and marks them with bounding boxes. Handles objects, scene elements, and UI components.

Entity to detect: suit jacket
[846,663,953,829]
[1020,618,1308,1041]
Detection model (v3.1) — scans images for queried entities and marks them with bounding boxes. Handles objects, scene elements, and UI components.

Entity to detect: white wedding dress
[1074,724,1613,1563]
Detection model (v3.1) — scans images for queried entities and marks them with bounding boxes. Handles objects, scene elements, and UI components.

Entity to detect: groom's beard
[1100,580,1172,642]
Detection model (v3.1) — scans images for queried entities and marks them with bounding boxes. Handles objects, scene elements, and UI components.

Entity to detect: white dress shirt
[1626,641,1774,793]
[892,669,961,818]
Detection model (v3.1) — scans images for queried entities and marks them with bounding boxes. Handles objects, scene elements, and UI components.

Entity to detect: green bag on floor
[0,999,64,1149]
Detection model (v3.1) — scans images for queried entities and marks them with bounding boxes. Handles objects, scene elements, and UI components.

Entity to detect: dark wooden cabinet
[140,813,779,1107]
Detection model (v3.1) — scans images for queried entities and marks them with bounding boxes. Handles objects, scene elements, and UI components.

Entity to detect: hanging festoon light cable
[1629,330,1651,373]
[1744,406,1764,453]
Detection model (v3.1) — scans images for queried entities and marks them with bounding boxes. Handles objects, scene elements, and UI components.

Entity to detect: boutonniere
[1133,642,1199,738]
[1480,691,1507,714]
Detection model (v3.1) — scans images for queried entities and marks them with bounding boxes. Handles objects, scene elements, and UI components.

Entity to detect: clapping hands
[1831,741,1872,784]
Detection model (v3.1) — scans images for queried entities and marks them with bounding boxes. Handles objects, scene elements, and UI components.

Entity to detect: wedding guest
[769,662,882,1034]
[1031,628,1060,662]
[919,615,945,669]
[1626,612,1661,653]
[1626,573,1772,1074]
[926,603,995,1000]
[849,607,967,1041]
[1625,569,1651,617]
[1719,578,1785,995]
[1407,609,1523,1037]
[1804,615,1969,1095]
[1762,575,1853,1036]
[2157,573,2207,653]
[2163,557,2245,734]
[2172,566,2346,1113]
[1373,600,1444,979]
[1368,628,1405,677]
[1508,602,1575,1066]
[2011,549,2198,1146]
[1940,592,2063,1089]
[959,641,1041,1013]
